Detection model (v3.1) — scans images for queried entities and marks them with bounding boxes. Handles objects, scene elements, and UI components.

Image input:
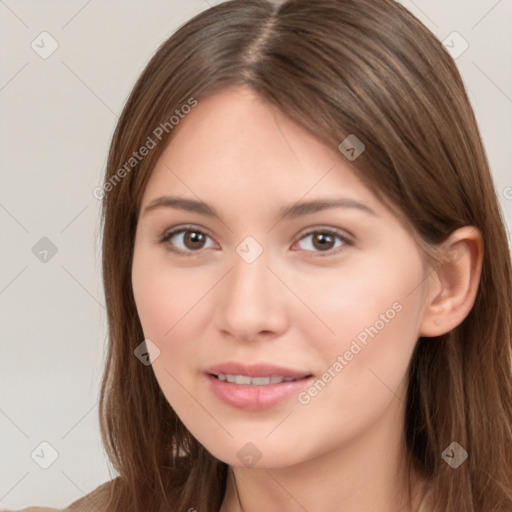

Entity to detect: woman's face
[132,86,430,469]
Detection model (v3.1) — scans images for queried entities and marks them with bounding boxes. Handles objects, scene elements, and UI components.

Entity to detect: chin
[197,433,313,470]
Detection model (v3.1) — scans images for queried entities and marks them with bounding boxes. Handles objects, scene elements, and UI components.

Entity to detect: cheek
[131,252,222,424]
[281,283,423,458]
[132,250,211,342]
[132,256,212,420]
[299,251,424,359]
[294,252,425,413]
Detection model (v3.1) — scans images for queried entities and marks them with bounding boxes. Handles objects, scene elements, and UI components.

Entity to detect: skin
[131,86,483,512]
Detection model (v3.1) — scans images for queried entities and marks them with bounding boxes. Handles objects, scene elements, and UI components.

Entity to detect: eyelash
[158,224,353,257]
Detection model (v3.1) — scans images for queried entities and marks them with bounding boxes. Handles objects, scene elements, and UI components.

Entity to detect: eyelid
[295,225,354,242]
[159,224,354,256]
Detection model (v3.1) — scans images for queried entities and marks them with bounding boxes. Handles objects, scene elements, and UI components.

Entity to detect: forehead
[141,86,379,216]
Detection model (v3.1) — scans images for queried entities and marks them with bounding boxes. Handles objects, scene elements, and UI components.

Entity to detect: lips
[205,361,313,411]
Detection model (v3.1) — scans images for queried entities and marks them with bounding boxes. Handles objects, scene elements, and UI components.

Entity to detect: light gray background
[1,0,511,507]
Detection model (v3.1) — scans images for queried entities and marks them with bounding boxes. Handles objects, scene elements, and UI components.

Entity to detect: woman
[9,0,512,510]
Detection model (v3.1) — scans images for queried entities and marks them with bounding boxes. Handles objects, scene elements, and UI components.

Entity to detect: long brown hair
[98,0,512,510]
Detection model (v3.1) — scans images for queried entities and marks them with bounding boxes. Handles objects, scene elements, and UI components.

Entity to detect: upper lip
[206,361,312,379]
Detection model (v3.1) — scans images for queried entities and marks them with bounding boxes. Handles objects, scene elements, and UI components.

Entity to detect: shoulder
[64,478,116,511]
[1,478,117,512]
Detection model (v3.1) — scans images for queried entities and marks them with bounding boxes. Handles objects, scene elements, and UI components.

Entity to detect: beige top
[0,479,112,512]
[1,479,434,511]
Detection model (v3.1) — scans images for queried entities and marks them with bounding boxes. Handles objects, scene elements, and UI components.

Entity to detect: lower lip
[206,374,312,411]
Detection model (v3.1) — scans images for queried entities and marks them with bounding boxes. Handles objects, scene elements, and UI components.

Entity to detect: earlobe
[419,226,483,338]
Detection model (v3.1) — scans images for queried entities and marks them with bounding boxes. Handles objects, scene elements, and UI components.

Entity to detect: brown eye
[183,231,207,250]
[295,229,350,255]
[312,232,336,251]
[160,227,215,254]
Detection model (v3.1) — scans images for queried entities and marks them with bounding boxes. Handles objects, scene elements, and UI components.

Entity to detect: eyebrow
[141,195,377,220]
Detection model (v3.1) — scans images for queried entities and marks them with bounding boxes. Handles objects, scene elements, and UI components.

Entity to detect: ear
[419,226,483,337]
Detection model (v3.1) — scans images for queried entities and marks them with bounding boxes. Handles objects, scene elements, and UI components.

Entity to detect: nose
[213,248,291,343]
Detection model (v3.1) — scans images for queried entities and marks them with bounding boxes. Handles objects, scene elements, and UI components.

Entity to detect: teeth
[216,374,299,385]
[251,376,270,385]
[235,375,252,385]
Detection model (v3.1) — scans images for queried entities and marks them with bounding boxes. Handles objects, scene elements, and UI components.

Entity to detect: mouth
[206,361,312,382]
[205,362,313,411]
